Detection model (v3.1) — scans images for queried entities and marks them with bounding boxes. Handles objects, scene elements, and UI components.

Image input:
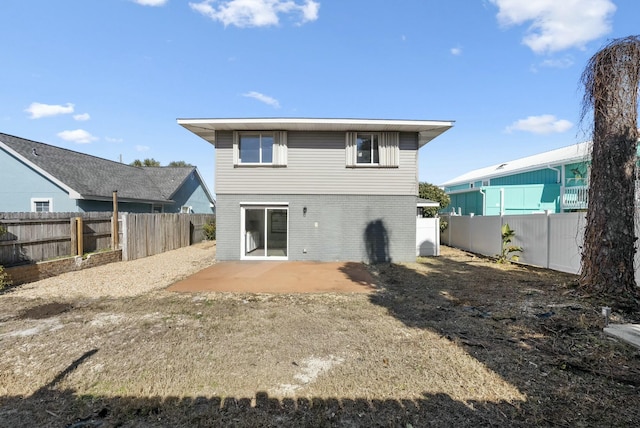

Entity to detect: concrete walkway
[604,324,640,349]
[168,260,378,294]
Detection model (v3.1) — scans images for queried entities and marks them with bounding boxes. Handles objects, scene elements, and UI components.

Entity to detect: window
[233,131,287,166]
[356,133,379,164]
[31,198,52,212]
[346,132,399,167]
[240,133,274,163]
[180,206,193,213]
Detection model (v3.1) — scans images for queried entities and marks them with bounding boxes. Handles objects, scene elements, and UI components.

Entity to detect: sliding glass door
[242,206,288,260]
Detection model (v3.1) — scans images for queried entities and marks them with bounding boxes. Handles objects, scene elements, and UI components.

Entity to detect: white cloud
[57,129,99,144]
[106,137,124,143]
[530,57,574,73]
[491,0,616,53]
[135,145,150,152]
[539,57,574,69]
[506,115,573,134]
[243,91,280,108]
[132,0,168,6]
[450,47,462,56]
[189,0,320,28]
[25,102,74,119]
[73,113,91,121]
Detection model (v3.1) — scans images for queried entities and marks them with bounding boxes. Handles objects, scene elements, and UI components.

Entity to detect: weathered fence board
[1,212,215,265]
[120,213,214,261]
[0,212,112,266]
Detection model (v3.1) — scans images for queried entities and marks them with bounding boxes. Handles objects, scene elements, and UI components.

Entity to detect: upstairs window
[240,133,274,164]
[346,132,399,167]
[356,133,379,164]
[233,131,287,166]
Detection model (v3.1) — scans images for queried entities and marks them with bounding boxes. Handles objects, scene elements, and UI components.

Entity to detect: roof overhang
[417,197,440,208]
[177,118,454,148]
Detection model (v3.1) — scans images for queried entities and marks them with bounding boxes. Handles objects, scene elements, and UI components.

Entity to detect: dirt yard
[0,243,639,427]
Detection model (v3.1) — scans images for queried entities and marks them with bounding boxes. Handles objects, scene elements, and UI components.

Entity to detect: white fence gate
[417,217,440,257]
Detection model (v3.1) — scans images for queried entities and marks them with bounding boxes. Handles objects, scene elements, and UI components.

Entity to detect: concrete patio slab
[167,261,378,294]
[604,324,640,349]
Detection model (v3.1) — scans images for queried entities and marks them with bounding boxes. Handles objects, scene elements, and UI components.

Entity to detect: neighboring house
[0,132,215,214]
[441,142,597,216]
[178,118,453,262]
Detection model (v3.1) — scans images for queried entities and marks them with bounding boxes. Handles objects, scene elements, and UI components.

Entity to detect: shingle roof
[0,132,191,203]
[441,142,590,187]
[141,166,196,199]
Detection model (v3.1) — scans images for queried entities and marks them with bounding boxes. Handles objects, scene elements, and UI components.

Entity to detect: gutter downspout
[500,188,505,216]
[479,189,486,216]
[547,165,561,183]
[547,165,562,212]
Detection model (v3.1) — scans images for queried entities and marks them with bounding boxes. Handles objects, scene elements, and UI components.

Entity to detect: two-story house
[178,118,453,263]
[441,142,595,216]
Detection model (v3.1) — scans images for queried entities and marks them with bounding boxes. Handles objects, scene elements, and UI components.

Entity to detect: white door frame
[240,203,289,261]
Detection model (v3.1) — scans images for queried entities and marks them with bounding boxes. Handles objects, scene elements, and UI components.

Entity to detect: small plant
[496,223,523,264]
[0,225,12,290]
[202,219,216,241]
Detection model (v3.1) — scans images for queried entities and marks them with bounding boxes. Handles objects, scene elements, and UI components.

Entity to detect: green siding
[445,183,471,192]
[444,184,561,216]
[564,162,589,187]
[483,185,560,215]
[445,191,483,215]
[490,168,558,186]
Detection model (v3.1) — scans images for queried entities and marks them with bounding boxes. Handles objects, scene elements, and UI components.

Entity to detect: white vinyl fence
[441,212,589,275]
[417,217,440,257]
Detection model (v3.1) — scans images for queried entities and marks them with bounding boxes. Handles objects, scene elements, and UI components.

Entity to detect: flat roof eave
[178,117,454,147]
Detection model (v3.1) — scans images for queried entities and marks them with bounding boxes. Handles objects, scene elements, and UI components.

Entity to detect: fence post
[120,213,128,261]
[70,218,78,256]
[76,217,83,256]
[546,210,551,269]
[112,191,119,250]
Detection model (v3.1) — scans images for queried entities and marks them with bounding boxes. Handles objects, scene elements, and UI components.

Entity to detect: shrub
[496,223,523,264]
[0,264,10,290]
[203,219,216,240]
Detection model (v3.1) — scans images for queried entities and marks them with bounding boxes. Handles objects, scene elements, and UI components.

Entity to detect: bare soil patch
[0,245,639,427]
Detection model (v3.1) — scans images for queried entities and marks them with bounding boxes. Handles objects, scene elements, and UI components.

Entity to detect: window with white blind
[31,198,52,212]
[345,131,399,167]
[233,131,287,166]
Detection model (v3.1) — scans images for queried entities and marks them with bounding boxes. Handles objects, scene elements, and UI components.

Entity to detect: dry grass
[0,246,639,427]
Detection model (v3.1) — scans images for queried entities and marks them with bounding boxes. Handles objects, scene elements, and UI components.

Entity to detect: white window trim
[31,197,53,213]
[346,131,399,168]
[240,204,289,261]
[234,131,287,166]
[356,132,380,166]
[180,205,193,213]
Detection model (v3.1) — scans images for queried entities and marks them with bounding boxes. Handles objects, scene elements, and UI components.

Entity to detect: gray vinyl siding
[215,131,418,195]
[216,194,417,263]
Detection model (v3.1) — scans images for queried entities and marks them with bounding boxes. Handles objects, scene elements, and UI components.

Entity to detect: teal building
[442,142,594,216]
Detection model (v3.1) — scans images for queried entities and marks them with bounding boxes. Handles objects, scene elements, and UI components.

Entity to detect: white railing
[561,186,588,210]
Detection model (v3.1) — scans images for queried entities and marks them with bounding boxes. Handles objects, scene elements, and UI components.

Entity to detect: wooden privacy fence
[0,212,112,267]
[0,212,216,266]
[120,213,188,261]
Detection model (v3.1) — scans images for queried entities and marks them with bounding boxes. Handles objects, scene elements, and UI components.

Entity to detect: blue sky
[1,0,638,193]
